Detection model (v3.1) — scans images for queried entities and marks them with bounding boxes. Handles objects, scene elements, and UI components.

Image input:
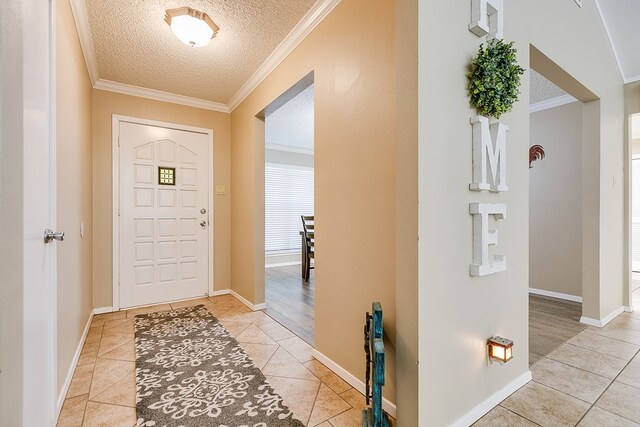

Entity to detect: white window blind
[265,164,314,253]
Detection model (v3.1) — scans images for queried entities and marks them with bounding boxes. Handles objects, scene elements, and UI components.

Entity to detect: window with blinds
[265,164,314,253]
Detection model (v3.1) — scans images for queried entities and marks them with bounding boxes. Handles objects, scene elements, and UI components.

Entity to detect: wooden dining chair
[301,215,314,281]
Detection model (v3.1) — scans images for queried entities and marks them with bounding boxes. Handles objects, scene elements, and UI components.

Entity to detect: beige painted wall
[56,0,94,395]
[230,0,397,402]
[0,1,24,423]
[418,0,624,424]
[530,102,583,297]
[92,90,231,308]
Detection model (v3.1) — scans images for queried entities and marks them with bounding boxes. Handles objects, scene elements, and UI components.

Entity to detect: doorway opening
[631,113,640,300]
[261,74,315,345]
[527,46,600,365]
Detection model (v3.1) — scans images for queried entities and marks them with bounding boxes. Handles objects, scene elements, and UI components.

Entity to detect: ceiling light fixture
[165,7,219,47]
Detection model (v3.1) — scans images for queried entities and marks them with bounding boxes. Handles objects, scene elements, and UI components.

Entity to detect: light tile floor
[475,289,640,426]
[57,294,393,427]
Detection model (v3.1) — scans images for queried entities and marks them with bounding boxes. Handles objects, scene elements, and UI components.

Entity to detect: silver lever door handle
[44,229,65,243]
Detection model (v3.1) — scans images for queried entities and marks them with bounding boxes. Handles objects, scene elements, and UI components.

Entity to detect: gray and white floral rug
[134,305,304,426]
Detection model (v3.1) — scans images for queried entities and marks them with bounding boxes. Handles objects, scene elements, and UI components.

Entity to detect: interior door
[18,0,56,424]
[632,159,640,272]
[119,121,210,308]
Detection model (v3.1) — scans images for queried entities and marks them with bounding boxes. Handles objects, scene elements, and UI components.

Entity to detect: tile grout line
[567,333,639,361]
[540,354,622,382]
[572,347,640,426]
[577,328,640,348]
[497,404,543,426]
[305,380,323,426]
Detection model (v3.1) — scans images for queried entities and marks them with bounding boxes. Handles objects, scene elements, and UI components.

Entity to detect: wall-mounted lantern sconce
[487,336,513,364]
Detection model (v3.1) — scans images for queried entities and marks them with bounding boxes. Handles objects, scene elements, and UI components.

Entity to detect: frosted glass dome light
[165,7,219,48]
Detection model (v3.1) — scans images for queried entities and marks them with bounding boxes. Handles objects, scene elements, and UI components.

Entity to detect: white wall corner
[211,289,232,297]
[529,95,577,114]
[55,310,94,424]
[624,306,634,313]
[311,349,397,418]
[593,0,626,83]
[227,0,342,111]
[528,288,582,303]
[450,371,532,427]
[68,0,99,85]
[580,306,625,327]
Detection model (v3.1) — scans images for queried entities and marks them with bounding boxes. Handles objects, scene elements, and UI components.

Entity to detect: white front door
[118,120,211,308]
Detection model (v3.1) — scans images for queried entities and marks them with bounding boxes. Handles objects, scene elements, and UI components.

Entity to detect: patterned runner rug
[134,305,304,426]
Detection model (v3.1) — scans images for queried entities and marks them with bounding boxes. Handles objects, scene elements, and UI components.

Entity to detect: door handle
[200,220,208,228]
[44,229,65,243]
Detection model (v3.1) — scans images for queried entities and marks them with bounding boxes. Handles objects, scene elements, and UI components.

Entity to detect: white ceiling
[265,84,314,153]
[83,0,316,104]
[596,0,640,83]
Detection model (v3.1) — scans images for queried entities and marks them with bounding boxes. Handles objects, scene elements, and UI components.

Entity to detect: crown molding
[226,0,342,111]
[68,0,99,85]
[68,0,340,113]
[529,94,577,113]
[94,79,230,113]
[625,74,640,85]
[265,142,314,155]
[594,0,626,83]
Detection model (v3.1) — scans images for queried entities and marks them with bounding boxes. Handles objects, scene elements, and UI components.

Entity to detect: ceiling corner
[593,0,626,83]
[68,0,100,85]
[227,0,342,112]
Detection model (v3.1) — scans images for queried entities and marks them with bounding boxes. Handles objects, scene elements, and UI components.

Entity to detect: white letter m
[470,115,508,192]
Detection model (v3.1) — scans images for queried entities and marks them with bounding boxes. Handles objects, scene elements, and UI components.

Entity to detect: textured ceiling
[85,0,316,103]
[266,84,314,152]
[530,69,568,104]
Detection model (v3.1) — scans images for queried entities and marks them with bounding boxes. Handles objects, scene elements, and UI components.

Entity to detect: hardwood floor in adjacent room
[265,264,314,345]
[529,294,586,366]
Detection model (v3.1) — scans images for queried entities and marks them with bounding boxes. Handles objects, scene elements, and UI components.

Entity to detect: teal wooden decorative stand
[362,302,390,427]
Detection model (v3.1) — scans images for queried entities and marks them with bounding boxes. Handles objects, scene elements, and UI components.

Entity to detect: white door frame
[112,115,215,311]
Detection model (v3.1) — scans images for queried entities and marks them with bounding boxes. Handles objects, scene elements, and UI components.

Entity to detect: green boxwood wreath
[468,39,525,119]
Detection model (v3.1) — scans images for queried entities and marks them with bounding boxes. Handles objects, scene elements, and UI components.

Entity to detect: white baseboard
[312,349,397,419]
[450,371,532,427]
[93,306,113,315]
[55,309,95,424]
[213,289,266,312]
[624,306,634,313]
[211,289,231,297]
[529,288,582,303]
[580,306,625,327]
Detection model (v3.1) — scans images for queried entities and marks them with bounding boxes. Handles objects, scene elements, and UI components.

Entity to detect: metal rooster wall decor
[529,145,545,168]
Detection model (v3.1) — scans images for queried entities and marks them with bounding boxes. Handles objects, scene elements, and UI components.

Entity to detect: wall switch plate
[215,185,226,195]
